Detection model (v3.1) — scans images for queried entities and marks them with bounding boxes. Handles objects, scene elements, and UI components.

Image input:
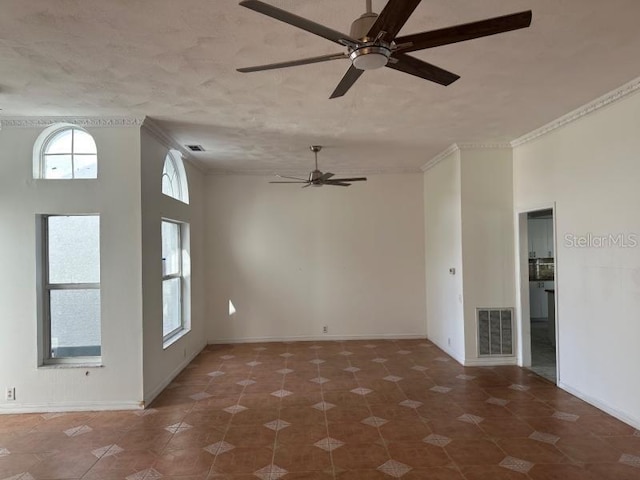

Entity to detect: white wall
[423,151,465,362]
[514,91,640,428]
[140,129,207,405]
[460,149,516,362]
[0,125,144,412]
[205,174,426,342]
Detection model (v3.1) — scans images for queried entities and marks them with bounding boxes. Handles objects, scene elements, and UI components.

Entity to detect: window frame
[161,150,189,204]
[40,214,102,365]
[34,124,99,180]
[162,219,185,343]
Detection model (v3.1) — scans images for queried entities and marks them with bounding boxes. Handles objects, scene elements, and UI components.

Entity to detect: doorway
[521,208,557,383]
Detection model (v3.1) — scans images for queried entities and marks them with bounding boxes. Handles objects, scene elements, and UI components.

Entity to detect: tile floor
[1,339,640,479]
[529,320,557,383]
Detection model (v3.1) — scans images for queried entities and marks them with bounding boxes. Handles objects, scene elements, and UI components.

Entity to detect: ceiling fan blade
[395,10,532,53]
[329,65,365,99]
[367,0,423,41]
[269,181,309,184]
[319,172,335,181]
[327,177,367,182]
[302,183,314,188]
[326,182,351,187]
[275,174,309,181]
[239,0,357,45]
[387,53,459,86]
[238,52,347,73]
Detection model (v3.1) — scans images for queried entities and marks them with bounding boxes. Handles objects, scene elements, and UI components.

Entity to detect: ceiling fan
[237,0,532,98]
[270,146,367,188]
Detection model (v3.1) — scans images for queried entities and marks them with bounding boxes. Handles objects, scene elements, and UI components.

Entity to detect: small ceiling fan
[270,146,367,188]
[237,0,532,98]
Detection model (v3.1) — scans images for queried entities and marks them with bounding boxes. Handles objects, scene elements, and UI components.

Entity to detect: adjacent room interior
[1,1,640,479]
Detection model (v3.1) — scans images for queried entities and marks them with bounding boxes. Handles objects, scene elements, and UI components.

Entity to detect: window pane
[73,130,97,154]
[44,154,73,179]
[73,155,98,179]
[48,216,100,284]
[162,157,179,199]
[163,277,181,336]
[50,289,101,357]
[162,174,175,198]
[162,221,180,276]
[45,129,72,154]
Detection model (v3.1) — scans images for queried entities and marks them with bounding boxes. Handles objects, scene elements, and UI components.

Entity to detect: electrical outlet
[322,326,328,334]
[5,387,15,401]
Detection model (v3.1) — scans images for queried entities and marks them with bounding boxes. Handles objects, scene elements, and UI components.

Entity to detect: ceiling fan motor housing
[349,12,391,70]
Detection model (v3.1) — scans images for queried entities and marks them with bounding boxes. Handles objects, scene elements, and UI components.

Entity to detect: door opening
[525,209,557,383]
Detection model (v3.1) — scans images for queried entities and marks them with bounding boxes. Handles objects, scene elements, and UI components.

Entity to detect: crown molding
[511,75,640,147]
[207,167,421,177]
[0,116,145,128]
[457,142,512,150]
[420,144,459,172]
[141,118,207,174]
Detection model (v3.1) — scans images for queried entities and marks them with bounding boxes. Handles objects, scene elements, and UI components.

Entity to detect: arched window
[33,124,98,179]
[162,150,189,204]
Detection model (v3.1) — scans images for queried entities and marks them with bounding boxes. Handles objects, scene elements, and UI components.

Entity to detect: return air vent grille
[477,308,514,356]
[186,144,205,152]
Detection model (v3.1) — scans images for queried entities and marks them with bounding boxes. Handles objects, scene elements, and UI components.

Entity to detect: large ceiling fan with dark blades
[237,0,532,98]
[270,146,367,188]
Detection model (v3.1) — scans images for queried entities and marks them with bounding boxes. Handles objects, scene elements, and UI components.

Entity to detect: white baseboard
[425,336,465,365]
[558,381,640,431]
[0,401,142,414]
[464,356,518,367]
[207,333,427,344]
[143,343,206,407]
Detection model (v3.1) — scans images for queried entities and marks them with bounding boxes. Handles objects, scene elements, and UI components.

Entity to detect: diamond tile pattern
[264,419,291,431]
[530,431,560,445]
[0,339,636,479]
[361,416,389,427]
[500,456,534,473]
[314,437,345,452]
[63,425,93,437]
[204,440,235,456]
[377,459,412,478]
[254,464,288,480]
[423,434,452,447]
[619,453,640,468]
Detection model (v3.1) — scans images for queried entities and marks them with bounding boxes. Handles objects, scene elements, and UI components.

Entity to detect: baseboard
[208,333,427,344]
[464,356,518,367]
[143,342,207,407]
[558,381,640,430]
[425,336,466,365]
[0,401,142,414]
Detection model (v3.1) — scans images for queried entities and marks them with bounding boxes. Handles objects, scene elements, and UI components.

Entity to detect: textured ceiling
[1,0,640,174]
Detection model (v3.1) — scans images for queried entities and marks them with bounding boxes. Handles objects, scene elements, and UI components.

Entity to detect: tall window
[161,150,189,204]
[41,215,101,362]
[35,125,98,179]
[162,220,184,340]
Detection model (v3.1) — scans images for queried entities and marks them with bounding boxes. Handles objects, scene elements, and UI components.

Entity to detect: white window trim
[38,214,102,366]
[161,150,189,204]
[162,219,191,347]
[32,123,98,180]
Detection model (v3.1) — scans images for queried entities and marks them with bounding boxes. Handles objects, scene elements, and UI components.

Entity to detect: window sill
[163,329,190,350]
[39,363,104,369]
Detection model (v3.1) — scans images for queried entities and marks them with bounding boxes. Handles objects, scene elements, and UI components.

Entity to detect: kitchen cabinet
[529,281,554,319]
[528,218,554,258]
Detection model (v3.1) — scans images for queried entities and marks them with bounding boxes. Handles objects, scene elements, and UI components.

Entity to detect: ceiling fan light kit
[237,0,532,98]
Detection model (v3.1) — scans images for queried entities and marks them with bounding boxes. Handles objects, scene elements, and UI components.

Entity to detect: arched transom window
[34,124,98,179]
[162,150,189,204]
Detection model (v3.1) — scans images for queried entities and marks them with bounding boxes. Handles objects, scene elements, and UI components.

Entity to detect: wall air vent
[186,144,205,152]
[477,308,514,356]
